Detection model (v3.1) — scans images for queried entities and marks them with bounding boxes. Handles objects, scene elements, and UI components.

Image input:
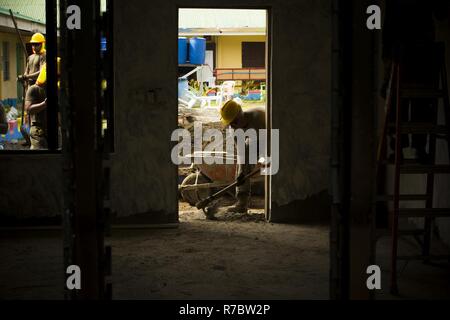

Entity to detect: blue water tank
[189,37,206,65]
[178,78,189,98]
[178,37,188,65]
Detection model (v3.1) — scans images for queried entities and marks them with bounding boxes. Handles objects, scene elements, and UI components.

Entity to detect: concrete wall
[267,0,331,221]
[0,0,332,223]
[0,155,63,219]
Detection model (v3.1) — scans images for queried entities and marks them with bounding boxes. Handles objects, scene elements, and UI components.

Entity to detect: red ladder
[376,42,450,295]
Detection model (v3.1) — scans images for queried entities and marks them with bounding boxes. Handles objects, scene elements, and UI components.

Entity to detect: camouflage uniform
[25,84,47,150]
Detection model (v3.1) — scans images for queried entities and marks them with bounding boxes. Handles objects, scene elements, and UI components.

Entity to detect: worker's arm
[23,70,41,81]
[26,98,47,115]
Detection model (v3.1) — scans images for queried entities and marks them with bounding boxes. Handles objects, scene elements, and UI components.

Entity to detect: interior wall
[265,0,331,221]
[0,155,63,219]
[111,0,178,222]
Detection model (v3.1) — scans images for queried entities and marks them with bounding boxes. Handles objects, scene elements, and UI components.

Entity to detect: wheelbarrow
[178,151,264,206]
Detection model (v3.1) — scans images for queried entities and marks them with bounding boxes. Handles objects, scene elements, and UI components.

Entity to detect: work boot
[204,206,218,220]
[225,195,249,214]
[203,199,220,220]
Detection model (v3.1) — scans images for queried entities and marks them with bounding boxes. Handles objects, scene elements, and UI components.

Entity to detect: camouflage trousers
[236,162,252,197]
[30,125,48,150]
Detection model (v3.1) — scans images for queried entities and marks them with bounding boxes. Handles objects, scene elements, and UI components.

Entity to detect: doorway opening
[176,8,270,223]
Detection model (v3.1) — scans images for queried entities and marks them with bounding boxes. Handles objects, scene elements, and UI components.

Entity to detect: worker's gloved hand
[17,75,27,82]
[236,172,246,186]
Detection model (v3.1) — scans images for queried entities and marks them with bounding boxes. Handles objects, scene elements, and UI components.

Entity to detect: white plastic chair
[221,81,236,102]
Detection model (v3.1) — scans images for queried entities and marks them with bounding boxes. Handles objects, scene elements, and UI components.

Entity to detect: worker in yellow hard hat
[211,98,265,218]
[18,33,46,87]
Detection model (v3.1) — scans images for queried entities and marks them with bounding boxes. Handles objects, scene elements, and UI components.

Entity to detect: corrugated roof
[0,0,46,24]
[179,9,266,29]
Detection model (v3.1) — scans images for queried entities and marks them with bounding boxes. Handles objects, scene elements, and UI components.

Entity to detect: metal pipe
[330,0,351,300]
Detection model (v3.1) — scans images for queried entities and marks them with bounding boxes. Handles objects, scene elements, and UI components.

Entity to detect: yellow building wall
[216,35,266,69]
[0,32,30,101]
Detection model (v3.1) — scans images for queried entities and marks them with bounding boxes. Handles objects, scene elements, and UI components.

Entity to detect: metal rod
[8,10,28,57]
[330,0,351,300]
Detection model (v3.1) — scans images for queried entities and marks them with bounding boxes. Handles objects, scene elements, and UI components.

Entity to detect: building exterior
[0,0,46,106]
[179,9,267,83]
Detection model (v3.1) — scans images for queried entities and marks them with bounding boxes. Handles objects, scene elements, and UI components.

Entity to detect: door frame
[176,6,272,221]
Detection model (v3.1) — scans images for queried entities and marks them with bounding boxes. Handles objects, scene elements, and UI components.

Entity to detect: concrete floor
[0,209,329,300]
[0,208,449,300]
[375,234,450,300]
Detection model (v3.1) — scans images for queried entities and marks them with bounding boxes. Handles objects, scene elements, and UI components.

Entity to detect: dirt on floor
[0,202,330,299]
[111,203,330,299]
[1,205,450,299]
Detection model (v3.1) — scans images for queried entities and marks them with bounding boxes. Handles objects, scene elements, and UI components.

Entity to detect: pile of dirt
[178,105,221,129]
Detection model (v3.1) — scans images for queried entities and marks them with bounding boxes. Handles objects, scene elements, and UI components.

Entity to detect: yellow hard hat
[220,99,242,126]
[30,33,45,43]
